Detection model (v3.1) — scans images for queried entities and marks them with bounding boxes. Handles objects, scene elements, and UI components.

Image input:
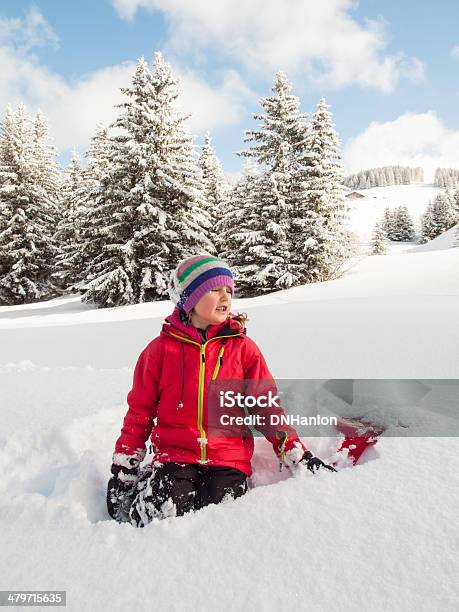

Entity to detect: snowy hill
[408,222,458,252]
[346,182,445,243]
[1,230,458,610]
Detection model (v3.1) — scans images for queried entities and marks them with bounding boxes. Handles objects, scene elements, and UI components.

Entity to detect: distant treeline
[344,166,424,190]
[434,168,459,188]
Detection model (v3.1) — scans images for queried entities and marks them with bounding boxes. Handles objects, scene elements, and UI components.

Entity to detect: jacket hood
[162,306,244,343]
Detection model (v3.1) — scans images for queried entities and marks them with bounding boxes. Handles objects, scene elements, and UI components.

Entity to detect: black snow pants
[113,462,248,528]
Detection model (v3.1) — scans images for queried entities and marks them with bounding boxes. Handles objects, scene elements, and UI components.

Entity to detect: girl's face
[191,286,232,327]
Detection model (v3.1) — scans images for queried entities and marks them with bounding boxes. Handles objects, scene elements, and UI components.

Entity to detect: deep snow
[1,184,458,612]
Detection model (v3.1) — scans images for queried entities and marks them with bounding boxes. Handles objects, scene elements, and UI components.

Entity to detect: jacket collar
[162,306,244,344]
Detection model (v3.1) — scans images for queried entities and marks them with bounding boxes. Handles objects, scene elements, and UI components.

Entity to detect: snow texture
[0,183,458,610]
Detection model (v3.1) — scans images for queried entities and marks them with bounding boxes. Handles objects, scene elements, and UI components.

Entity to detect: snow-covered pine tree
[432,193,452,237]
[31,110,61,211]
[358,173,366,189]
[419,201,434,243]
[79,119,137,308]
[0,105,58,304]
[81,54,213,308]
[217,161,254,271]
[434,169,443,188]
[296,98,352,283]
[371,221,388,254]
[381,206,396,240]
[52,148,88,291]
[392,205,415,241]
[214,184,240,263]
[31,110,62,290]
[368,169,377,188]
[234,71,309,293]
[451,189,459,226]
[443,189,459,228]
[220,166,278,296]
[198,132,227,253]
[420,194,451,242]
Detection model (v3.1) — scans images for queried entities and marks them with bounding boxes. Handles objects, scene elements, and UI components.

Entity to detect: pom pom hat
[168,254,234,314]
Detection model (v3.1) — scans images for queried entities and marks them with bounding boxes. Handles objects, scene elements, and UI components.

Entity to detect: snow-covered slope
[1,197,458,611]
[1,245,457,377]
[408,222,458,252]
[347,182,445,242]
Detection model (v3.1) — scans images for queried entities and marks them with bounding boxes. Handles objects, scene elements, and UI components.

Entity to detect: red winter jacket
[114,307,307,476]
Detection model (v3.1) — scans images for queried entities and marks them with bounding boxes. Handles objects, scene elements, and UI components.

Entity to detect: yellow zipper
[211,346,225,380]
[198,344,207,462]
[166,330,239,463]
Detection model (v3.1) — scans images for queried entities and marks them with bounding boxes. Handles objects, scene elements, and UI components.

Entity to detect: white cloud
[0,9,253,158]
[343,111,459,182]
[0,6,59,51]
[451,45,459,59]
[0,44,134,151]
[176,68,255,134]
[112,0,424,92]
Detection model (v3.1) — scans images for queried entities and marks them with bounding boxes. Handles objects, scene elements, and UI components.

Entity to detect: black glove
[106,459,141,522]
[300,450,337,474]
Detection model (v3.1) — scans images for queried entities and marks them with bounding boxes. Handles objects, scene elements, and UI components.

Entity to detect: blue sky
[1,0,459,180]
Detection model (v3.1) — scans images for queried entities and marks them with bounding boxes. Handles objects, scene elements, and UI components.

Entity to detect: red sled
[334,418,386,465]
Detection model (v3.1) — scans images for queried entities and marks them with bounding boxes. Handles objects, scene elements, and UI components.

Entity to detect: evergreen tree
[451,189,459,226]
[234,71,309,293]
[52,149,87,291]
[0,105,58,304]
[392,205,415,241]
[297,98,352,283]
[76,124,123,302]
[218,161,256,274]
[371,221,388,254]
[31,111,61,209]
[81,54,213,308]
[420,193,452,241]
[198,132,226,253]
[368,169,376,188]
[222,169,280,296]
[419,201,434,243]
[444,189,459,227]
[381,206,396,240]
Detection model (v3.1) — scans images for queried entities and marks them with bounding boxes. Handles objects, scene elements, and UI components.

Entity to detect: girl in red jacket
[107,254,335,527]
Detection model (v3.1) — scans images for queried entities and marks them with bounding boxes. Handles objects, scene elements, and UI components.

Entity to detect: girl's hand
[298,450,337,473]
[284,445,337,473]
[106,455,142,521]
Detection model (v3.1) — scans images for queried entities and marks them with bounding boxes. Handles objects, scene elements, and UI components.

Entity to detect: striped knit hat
[168,254,234,314]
